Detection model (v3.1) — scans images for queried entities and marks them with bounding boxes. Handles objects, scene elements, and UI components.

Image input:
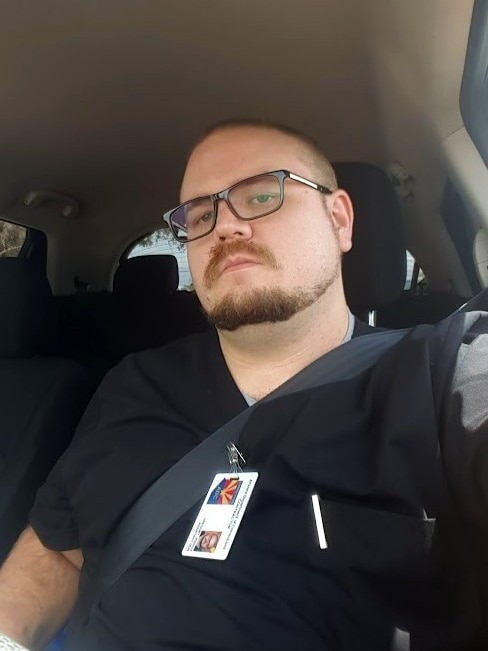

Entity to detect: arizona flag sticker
[207,477,242,505]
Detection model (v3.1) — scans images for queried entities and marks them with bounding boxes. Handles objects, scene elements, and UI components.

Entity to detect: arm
[442,317,488,524]
[0,526,83,650]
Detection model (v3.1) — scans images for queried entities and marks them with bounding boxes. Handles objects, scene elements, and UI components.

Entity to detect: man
[195,532,221,554]
[0,119,486,651]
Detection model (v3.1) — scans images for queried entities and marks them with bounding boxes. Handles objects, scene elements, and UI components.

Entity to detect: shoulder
[436,308,488,402]
[96,329,220,394]
[367,300,488,406]
[430,297,488,534]
[415,303,488,384]
[121,329,221,378]
[74,328,245,441]
[87,329,220,410]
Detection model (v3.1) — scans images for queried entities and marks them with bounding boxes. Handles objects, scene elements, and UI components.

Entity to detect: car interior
[0,0,487,578]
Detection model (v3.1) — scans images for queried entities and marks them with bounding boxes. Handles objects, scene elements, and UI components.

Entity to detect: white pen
[311,494,328,549]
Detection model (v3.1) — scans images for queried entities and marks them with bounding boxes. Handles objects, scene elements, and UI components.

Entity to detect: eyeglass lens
[171,173,282,241]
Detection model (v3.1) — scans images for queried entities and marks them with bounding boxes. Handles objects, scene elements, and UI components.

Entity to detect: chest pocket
[322,500,435,576]
[301,499,439,649]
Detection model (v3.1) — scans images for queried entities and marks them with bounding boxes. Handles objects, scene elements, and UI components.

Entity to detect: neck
[217,287,350,401]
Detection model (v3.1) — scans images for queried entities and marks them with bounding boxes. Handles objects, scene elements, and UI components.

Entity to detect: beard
[201,219,341,332]
[203,280,337,331]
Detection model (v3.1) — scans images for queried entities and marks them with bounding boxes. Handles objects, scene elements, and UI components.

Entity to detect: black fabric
[0,258,57,356]
[0,358,93,560]
[81,290,210,366]
[30,313,488,651]
[113,255,179,299]
[74,324,406,629]
[334,162,407,313]
[0,258,94,560]
[56,256,210,369]
[378,291,468,329]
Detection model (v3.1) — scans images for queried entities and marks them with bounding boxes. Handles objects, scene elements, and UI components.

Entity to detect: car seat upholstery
[0,258,93,560]
[334,162,407,321]
[59,254,210,370]
[113,254,179,299]
[334,162,467,325]
[107,255,210,357]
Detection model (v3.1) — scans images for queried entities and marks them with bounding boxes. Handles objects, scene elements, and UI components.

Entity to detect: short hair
[188,118,338,190]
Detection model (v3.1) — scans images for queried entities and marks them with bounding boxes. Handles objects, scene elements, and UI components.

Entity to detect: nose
[212,198,253,241]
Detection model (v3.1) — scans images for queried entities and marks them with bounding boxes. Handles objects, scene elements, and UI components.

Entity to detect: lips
[204,241,279,289]
[220,255,260,274]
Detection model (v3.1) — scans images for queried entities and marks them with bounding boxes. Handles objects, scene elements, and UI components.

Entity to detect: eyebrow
[180,169,276,203]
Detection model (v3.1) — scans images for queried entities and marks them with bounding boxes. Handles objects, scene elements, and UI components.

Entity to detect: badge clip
[227,442,245,477]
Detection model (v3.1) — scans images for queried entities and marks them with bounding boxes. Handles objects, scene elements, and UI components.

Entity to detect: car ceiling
[0,0,475,293]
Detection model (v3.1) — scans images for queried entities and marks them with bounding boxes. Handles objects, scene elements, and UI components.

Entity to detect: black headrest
[114,255,179,300]
[334,162,406,313]
[0,258,56,357]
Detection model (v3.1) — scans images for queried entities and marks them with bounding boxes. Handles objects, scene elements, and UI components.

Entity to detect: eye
[188,210,215,230]
[199,211,214,223]
[188,210,213,228]
[249,193,278,205]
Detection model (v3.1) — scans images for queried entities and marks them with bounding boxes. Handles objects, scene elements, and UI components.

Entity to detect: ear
[328,189,354,253]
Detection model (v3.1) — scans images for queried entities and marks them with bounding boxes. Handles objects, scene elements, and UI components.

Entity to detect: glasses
[162,169,333,243]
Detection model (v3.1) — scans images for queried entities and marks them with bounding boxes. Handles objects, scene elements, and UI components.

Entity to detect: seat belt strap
[74,328,407,628]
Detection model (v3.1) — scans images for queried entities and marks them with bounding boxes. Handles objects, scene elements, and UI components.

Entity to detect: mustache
[204,240,279,289]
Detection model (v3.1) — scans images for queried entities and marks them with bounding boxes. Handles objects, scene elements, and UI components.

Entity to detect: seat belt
[73,328,408,630]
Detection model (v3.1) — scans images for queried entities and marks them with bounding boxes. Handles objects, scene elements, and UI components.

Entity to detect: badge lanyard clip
[227,442,245,478]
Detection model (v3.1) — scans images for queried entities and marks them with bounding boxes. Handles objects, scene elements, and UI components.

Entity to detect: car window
[0,219,27,258]
[127,229,193,290]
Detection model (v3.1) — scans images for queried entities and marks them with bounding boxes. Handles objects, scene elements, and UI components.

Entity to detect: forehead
[180,127,314,202]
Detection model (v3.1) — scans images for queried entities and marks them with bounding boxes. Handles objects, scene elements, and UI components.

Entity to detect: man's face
[198,531,220,552]
[181,127,353,331]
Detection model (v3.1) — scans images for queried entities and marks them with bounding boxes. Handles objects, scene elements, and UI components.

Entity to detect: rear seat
[109,254,210,356]
[55,254,210,374]
[0,259,93,561]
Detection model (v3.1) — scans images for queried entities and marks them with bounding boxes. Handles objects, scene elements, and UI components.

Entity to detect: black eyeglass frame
[162,169,333,243]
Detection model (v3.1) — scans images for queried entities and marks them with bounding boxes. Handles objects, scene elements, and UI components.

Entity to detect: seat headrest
[0,258,56,357]
[114,255,179,300]
[334,162,406,313]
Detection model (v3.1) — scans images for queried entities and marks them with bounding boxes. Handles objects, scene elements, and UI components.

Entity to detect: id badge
[181,471,259,561]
